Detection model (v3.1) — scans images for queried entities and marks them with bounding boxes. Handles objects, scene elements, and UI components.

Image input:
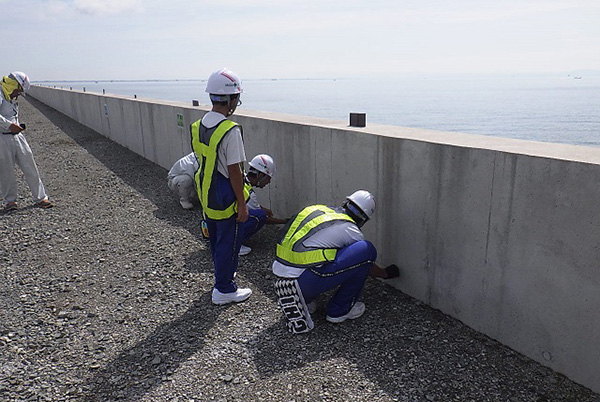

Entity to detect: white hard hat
[205,67,242,97]
[10,71,30,92]
[345,190,375,225]
[249,154,276,177]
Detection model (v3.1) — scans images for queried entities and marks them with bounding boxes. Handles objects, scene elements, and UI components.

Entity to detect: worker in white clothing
[272,190,399,334]
[167,152,199,209]
[238,154,288,256]
[0,71,53,211]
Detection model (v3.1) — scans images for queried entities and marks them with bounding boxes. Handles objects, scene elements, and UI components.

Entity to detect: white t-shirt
[272,220,365,278]
[201,111,245,178]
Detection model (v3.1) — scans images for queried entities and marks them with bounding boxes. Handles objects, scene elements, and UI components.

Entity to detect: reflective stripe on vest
[244,182,252,200]
[190,119,249,220]
[276,205,355,268]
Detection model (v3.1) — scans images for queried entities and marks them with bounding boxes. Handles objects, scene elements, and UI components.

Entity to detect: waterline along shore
[35,73,600,148]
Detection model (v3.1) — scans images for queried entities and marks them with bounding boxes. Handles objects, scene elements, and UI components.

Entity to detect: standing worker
[272,190,399,333]
[167,152,199,210]
[191,67,252,306]
[238,154,288,256]
[0,71,53,211]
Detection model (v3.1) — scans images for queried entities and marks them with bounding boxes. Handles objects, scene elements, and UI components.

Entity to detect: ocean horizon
[36,73,600,148]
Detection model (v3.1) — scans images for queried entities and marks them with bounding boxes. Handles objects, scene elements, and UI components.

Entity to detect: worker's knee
[250,208,267,224]
[355,240,377,262]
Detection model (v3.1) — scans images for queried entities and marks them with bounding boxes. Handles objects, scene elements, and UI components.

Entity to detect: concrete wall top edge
[32,85,600,166]
[236,109,600,167]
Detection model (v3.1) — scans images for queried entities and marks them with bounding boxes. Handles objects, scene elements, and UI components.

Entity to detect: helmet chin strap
[227,95,237,116]
[256,173,268,187]
[343,200,368,227]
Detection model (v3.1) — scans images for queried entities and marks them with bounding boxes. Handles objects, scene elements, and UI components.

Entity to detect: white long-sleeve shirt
[0,95,18,132]
[168,152,199,180]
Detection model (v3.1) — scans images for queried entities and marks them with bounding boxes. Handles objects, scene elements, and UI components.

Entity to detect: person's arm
[0,111,21,133]
[228,162,248,222]
[339,223,400,279]
[266,215,288,224]
[369,263,400,279]
[8,123,23,133]
[259,206,288,224]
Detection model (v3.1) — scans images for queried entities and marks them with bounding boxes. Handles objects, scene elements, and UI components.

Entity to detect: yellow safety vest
[190,118,249,220]
[244,182,253,199]
[276,205,355,268]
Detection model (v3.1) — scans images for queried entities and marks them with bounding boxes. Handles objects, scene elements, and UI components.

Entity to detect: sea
[37,73,600,148]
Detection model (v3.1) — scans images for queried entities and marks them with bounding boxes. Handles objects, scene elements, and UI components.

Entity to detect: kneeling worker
[167,152,199,209]
[238,154,288,256]
[272,190,399,334]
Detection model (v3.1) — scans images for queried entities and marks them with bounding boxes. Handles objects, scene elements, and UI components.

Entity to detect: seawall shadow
[232,227,589,401]
[248,279,551,401]
[81,291,225,401]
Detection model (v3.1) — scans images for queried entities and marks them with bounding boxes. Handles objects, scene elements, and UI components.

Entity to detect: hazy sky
[3,0,599,81]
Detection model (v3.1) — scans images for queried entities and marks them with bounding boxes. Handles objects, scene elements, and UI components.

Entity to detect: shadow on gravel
[26,97,203,238]
[235,229,591,402]
[79,245,263,402]
[81,291,225,401]
[247,280,569,402]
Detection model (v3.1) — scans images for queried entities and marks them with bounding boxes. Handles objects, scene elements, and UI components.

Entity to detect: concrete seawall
[28,85,600,393]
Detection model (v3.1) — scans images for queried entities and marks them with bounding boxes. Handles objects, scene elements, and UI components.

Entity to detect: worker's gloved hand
[384,264,400,279]
[19,123,26,130]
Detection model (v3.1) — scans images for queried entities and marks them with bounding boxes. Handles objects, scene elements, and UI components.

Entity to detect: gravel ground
[1,97,598,402]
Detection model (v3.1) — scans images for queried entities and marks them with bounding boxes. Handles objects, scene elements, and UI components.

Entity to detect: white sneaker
[180,200,193,210]
[238,245,252,256]
[326,302,365,323]
[211,288,252,305]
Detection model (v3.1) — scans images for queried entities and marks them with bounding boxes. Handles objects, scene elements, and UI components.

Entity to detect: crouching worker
[238,154,288,256]
[272,190,399,334]
[167,152,199,210]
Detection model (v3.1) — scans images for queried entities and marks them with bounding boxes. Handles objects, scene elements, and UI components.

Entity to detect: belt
[2,132,16,135]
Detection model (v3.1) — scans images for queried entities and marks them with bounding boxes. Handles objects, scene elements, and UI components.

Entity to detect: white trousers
[0,133,48,204]
[167,174,197,203]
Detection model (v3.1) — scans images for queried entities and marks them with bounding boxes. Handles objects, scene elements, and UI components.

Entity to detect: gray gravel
[1,97,599,402]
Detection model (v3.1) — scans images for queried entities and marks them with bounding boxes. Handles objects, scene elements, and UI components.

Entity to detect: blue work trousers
[239,208,267,244]
[206,216,241,294]
[205,173,242,293]
[297,240,377,318]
